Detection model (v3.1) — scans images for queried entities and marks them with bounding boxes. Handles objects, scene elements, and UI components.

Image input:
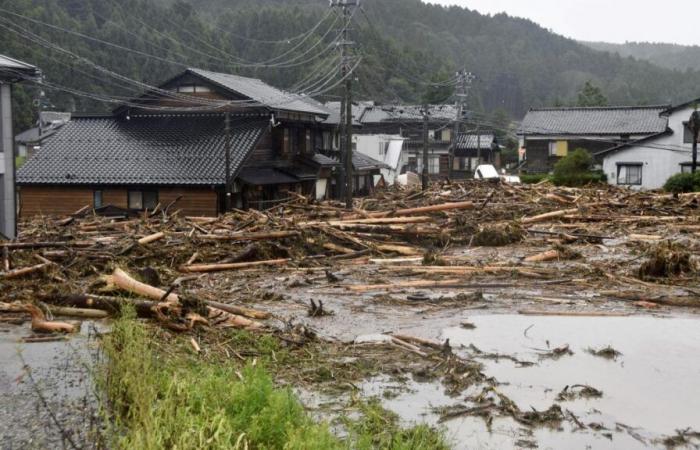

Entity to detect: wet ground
[0,322,103,450]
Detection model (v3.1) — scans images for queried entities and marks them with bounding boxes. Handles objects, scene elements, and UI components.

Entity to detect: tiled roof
[518,106,669,136]
[17,114,267,186]
[188,68,328,116]
[309,153,340,167]
[0,54,39,82]
[360,104,456,124]
[323,101,364,126]
[456,132,496,150]
[352,152,390,171]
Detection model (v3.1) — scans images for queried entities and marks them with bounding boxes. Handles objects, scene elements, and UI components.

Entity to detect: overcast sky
[427,0,700,46]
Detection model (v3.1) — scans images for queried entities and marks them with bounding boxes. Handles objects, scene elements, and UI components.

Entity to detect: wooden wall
[19,185,218,218]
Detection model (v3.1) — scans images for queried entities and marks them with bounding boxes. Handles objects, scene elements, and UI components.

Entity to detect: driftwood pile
[1,180,699,332]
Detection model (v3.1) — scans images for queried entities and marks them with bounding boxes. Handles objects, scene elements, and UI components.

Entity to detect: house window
[128,190,158,210]
[617,164,643,186]
[93,190,103,209]
[176,85,212,94]
[428,156,440,174]
[549,141,568,157]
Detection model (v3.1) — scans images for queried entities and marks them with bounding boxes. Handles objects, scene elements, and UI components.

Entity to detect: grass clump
[101,311,340,449]
[520,173,549,184]
[101,311,450,449]
[348,399,450,450]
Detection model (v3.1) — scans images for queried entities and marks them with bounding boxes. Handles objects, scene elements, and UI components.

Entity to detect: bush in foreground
[664,171,700,193]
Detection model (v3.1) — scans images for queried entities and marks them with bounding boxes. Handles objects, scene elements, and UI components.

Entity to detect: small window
[127,190,158,210]
[617,164,643,185]
[177,85,196,93]
[143,191,158,210]
[128,191,143,210]
[93,190,103,208]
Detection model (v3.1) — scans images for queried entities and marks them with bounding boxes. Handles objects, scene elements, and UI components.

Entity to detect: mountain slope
[3,0,700,132]
[583,41,700,72]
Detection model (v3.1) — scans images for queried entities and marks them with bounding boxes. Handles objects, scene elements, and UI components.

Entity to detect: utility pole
[421,103,429,190]
[224,111,231,211]
[331,0,358,210]
[690,109,700,174]
[449,70,474,180]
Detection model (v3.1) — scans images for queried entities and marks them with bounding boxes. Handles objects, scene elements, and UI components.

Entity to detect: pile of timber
[1,180,698,332]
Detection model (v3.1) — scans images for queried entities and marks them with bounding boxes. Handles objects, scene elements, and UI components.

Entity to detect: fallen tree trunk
[197,231,299,241]
[138,231,166,245]
[0,262,52,279]
[524,250,561,262]
[179,258,289,273]
[47,306,110,319]
[521,208,579,225]
[39,293,157,317]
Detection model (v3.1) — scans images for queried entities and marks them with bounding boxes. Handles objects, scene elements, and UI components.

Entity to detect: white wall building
[597,101,700,190]
[353,134,406,185]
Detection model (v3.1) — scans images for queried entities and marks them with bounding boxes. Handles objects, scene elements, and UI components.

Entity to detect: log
[179,258,289,273]
[197,231,299,241]
[521,208,579,225]
[0,262,51,279]
[377,201,475,218]
[524,250,560,262]
[205,300,272,320]
[323,242,356,254]
[112,268,179,303]
[0,241,93,249]
[346,279,461,292]
[25,304,77,333]
[47,306,110,319]
[138,231,166,245]
[390,333,442,350]
[39,293,157,317]
[375,244,420,256]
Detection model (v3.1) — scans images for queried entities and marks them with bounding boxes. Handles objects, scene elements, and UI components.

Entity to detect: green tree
[577,81,608,107]
[551,148,605,186]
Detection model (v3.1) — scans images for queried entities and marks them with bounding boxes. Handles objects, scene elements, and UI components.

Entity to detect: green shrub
[551,149,606,186]
[664,171,700,193]
[520,173,549,184]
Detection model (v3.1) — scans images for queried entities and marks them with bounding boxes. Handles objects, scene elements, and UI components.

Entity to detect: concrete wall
[602,106,697,190]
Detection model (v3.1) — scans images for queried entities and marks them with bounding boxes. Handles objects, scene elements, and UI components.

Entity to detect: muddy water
[363,315,700,449]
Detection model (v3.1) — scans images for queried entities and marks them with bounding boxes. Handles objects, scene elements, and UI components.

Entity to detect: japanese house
[596,99,700,190]
[17,68,346,217]
[517,106,669,173]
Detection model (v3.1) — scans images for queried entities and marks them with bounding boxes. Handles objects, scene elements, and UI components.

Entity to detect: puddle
[357,315,700,449]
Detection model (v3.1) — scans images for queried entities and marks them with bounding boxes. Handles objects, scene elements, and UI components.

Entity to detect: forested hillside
[3,0,700,132]
[584,41,700,72]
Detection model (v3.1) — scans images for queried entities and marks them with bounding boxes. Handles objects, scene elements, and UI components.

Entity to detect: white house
[353,134,406,185]
[596,99,699,190]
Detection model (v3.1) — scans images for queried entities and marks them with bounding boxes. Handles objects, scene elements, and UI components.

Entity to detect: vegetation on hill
[4,0,700,133]
[583,41,700,73]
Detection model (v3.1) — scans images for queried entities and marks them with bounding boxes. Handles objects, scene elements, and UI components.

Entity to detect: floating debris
[587,345,623,360]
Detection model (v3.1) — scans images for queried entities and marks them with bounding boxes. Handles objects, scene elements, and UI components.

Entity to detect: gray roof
[310,153,341,167]
[323,101,364,126]
[17,114,267,186]
[360,104,456,124]
[456,132,496,150]
[519,106,669,136]
[188,68,328,117]
[352,152,390,171]
[0,54,39,82]
[15,127,58,144]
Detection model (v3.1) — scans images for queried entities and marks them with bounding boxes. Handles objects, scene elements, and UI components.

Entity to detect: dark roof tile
[519,106,669,136]
[17,115,267,186]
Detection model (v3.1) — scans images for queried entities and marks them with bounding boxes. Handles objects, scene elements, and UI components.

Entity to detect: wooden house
[17,68,342,217]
